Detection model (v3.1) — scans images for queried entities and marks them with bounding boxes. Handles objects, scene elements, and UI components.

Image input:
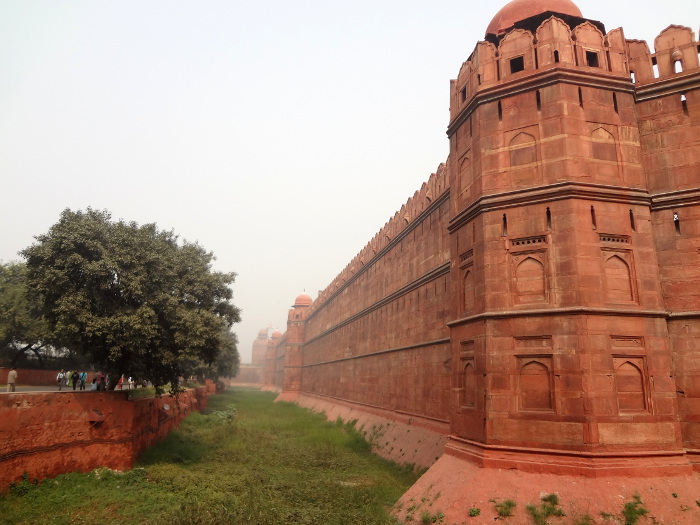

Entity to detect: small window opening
[510,56,525,74]
[461,87,467,102]
[674,212,681,235]
[578,87,584,108]
[536,90,541,111]
[681,93,688,116]
[652,56,660,78]
[554,50,560,63]
[613,92,619,114]
[502,214,508,237]
[630,70,636,84]
[586,50,599,68]
[477,74,481,85]
[629,209,636,231]
[546,207,552,231]
[606,50,612,71]
[591,206,597,230]
[534,50,539,69]
[497,100,502,121]
[674,60,683,74]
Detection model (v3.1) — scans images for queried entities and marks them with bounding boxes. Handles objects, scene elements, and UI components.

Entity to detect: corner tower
[251,328,269,366]
[276,293,312,403]
[446,0,692,475]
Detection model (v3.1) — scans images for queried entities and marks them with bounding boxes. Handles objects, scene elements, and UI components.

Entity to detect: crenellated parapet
[449,15,634,136]
[628,25,700,110]
[304,163,448,316]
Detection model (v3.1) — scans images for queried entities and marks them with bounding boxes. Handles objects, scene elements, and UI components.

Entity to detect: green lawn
[0,389,420,524]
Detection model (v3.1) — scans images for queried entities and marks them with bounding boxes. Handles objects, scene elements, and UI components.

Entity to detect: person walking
[79,371,87,390]
[71,370,80,391]
[57,369,65,390]
[97,371,106,391]
[6,368,17,392]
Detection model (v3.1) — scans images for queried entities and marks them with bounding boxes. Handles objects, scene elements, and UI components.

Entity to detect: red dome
[293,292,313,308]
[271,329,282,339]
[486,0,582,36]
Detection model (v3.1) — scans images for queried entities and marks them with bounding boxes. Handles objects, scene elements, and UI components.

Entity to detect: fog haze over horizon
[2,0,698,363]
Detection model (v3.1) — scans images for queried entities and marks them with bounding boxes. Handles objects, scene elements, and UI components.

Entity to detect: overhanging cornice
[447,68,635,137]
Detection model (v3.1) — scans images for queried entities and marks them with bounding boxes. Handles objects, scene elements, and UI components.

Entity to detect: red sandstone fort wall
[633,28,700,456]
[229,364,263,387]
[262,9,700,480]
[297,167,453,425]
[0,384,214,490]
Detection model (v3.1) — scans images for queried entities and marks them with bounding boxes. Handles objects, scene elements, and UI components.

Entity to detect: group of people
[56,369,106,391]
[3,368,141,392]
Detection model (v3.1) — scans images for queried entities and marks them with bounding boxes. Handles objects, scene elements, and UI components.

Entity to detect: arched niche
[463,269,475,313]
[462,361,476,408]
[615,360,647,412]
[519,360,553,411]
[509,132,537,166]
[459,154,472,195]
[515,256,546,303]
[591,127,618,162]
[604,254,634,303]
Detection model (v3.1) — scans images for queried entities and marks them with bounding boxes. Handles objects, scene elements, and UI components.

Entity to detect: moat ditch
[0,388,421,525]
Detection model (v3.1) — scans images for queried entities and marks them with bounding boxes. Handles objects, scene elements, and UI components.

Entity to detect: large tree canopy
[21,208,241,393]
[0,261,53,367]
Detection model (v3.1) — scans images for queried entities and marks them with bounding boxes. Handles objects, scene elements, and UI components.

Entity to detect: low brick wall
[1,367,74,387]
[0,382,215,490]
[229,364,262,388]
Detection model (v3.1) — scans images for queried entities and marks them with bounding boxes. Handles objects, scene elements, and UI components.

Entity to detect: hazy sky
[1,1,698,363]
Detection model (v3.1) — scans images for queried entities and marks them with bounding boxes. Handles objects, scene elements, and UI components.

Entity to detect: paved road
[2,385,136,393]
[2,385,90,393]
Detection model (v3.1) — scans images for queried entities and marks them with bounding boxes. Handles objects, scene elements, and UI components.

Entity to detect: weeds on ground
[526,493,565,525]
[570,513,595,525]
[491,498,517,518]
[621,493,649,525]
[420,509,445,524]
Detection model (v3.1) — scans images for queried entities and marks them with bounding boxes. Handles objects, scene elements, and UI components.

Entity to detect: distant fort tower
[260,0,700,486]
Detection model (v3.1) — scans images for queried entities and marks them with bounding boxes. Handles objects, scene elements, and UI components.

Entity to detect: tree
[215,329,240,379]
[21,208,241,393]
[181,327,240,384]
[0,262,53,367]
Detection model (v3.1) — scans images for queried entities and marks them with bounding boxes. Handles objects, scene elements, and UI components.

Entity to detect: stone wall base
[395,452,700,524]
[293,393,449,470]
[444,437,693,478]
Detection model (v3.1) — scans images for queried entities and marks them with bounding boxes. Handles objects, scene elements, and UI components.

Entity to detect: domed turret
[271,329,282,339]
[293,292,313,308]
[486,0,582,36]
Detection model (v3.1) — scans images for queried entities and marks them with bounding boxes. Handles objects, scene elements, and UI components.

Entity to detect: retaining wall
[0,383,214,490]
